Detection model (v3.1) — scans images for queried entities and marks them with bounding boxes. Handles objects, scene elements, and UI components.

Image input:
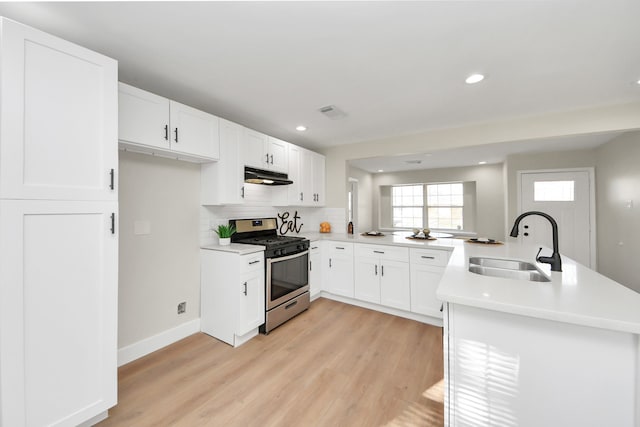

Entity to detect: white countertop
[436,240,640,334]
[299,231,640,335]
[200,243,265,255]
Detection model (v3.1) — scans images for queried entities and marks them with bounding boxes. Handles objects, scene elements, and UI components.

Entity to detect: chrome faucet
[509,211,562,272]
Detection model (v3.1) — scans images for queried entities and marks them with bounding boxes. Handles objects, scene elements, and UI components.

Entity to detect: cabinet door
[287,144,303,205]
[410,264,445,317]
[327,256,354,297]
[309,243,323,298]
[380,260,410,311]
[312,152,326,205]
[301,149,315,206]
[0,19,118,201]
[354,257,380,304]
[169,101,220,160]
[201,119,244,205]
[0,200,117,427]
[237,271,265,336]
[118,82,171,150]
[243,128,269,169]
[267,137,288,172]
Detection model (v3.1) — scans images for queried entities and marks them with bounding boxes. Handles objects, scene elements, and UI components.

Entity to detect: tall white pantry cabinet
[0,18,118,427]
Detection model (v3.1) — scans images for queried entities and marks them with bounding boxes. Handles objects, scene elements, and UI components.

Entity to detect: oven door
[266,250,309,310]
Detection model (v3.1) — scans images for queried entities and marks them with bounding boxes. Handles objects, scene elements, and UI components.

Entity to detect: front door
[519,169,594,267]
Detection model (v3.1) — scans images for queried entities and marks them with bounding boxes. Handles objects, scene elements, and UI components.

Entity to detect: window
[427,183,463,230]
[534,180,575,202]
[392,185,423,228]
[390,182,465,230]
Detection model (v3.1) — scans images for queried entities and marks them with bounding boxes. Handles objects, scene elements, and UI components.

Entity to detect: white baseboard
[319,292,443,327]
[118,318,201,367]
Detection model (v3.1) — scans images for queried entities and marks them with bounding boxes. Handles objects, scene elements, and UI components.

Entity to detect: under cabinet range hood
[244,166,293,186]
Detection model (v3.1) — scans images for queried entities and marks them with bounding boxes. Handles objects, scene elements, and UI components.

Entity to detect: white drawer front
[242,253,264,272]
[410,248,450,267]
[327,241,353,256]
[355,244,409,262]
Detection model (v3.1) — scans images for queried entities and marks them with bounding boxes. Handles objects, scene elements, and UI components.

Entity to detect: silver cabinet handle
[300,192,303,201]
[243,282,247,295]
[421,256,435,259]
[336,247,345,250]
[265,153,269,164]
[249,260,260,265]
[329,258,332,268]
[174,127,179,143]
[311,246,318,250]
[241,186,245,198]
[373,250,384,254]
[109,169,115,190]
[381,265,384,276]
[309,260,312,271]
[375,264,378,275]
[270,154,274,164]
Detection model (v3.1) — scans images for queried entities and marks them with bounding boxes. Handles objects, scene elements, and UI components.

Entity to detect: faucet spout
[510,211,562,272]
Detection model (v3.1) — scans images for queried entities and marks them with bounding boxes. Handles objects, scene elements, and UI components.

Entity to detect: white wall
[595,131,640,292]
[371,164,505,239]
[346,165,373,233]
[323,102,640,210]
[118,151,201,348]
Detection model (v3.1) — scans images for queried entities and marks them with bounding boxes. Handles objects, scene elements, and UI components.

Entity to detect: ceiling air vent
[405,160,422,165]
[318,105,347,120]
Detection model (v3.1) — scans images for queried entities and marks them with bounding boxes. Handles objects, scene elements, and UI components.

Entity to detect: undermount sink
[468,257,537,271]
[468,257,551,282]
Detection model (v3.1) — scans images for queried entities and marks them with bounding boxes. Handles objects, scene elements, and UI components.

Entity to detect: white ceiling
[1,1,639,153]
[349,131,621,173]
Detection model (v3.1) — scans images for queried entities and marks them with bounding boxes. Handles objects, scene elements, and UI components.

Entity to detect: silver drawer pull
[249,260,261,265]
[373,250,385,254]
[311,246,318,250]
[336,247,345,250]
[421,255,435,259]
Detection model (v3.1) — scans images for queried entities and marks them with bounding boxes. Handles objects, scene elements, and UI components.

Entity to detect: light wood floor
[98,298,444,427]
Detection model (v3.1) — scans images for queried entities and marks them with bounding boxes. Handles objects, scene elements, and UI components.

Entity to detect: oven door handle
[266,249,309,264]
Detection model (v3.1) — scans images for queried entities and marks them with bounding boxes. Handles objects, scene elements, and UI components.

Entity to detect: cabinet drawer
[241,253,264,272]
[355,244,408,262]
[327,241,353,256]
[410,248,450,267]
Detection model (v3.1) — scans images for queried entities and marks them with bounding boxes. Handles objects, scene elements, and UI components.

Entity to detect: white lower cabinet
[0,200,118,427]
[309,242,324,299]
[325,242,354,297]
[409,248,450,318]
[354,244,410,311]
[201,250,265,347]
[445,303,636,426]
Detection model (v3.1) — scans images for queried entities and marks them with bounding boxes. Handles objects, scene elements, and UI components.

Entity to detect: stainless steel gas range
[230,218,310,334]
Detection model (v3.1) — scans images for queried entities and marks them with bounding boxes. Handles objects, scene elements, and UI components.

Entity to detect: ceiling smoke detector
[318,105,347,120]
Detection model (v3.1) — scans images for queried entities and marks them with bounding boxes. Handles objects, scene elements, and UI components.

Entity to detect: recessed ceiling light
[377,169,384,173]
[478,161,487,165]
[296,125,307,131]
[465,73,485,84]
[636,79,640,85]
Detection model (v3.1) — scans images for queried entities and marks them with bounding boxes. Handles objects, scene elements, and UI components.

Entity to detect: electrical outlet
[177,302,186,314]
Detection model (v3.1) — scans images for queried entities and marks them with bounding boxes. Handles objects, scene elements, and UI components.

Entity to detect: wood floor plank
[98,298,444,427]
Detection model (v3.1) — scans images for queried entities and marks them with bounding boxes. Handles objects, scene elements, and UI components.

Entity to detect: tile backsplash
[201,206,346,246]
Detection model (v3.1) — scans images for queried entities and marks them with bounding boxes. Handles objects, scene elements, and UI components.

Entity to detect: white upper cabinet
[0,18,118,201]
[169,100,220,160]
[287,145,326,206]
[118,83,171,150]
[201,119,245,205]
[118,83,220,162]
[243,129,288,173]
[266,136,288,172]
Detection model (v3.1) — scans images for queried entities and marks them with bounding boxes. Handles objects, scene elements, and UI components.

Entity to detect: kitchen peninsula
[299,232,640,426]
